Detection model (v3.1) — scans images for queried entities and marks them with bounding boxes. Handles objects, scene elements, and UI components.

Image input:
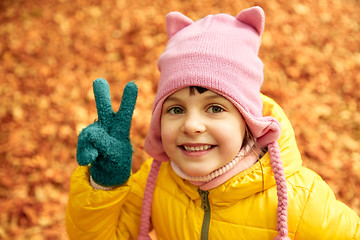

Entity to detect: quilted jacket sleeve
[295,173,360,240]
[65,159,153,240]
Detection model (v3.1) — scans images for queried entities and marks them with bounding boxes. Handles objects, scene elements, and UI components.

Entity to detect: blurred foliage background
[0,0,359,239]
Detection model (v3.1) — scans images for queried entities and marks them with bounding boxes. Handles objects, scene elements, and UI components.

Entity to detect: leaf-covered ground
[0,0,359,239]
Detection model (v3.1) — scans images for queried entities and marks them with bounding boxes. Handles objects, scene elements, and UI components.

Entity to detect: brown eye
[169,106,185,114]
[207,105,224,113]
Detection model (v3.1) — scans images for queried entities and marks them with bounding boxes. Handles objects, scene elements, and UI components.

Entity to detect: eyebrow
[165,92,223,103]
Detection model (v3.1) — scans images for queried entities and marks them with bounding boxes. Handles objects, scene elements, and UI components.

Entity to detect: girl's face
[161,87,246,177]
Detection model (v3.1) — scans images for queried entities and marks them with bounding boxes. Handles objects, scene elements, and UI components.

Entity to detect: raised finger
[111,82,138,136]
[93,78,113,126]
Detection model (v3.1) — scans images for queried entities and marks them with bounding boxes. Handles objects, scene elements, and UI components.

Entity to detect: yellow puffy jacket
[66,95,360,239]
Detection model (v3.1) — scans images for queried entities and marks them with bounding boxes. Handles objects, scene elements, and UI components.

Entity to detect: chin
[182,166,213,177]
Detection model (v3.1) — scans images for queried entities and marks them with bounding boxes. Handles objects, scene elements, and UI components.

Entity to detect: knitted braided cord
[138,160,162,240]
[268,141,290,240]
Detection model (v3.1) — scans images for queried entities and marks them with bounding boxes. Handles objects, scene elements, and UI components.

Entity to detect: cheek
[161,119,176,151]
[216,118,245,151]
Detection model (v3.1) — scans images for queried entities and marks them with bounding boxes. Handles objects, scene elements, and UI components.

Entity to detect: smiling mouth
[181,145,214,152]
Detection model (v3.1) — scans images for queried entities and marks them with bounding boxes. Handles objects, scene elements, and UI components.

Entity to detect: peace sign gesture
[76,78,138,187]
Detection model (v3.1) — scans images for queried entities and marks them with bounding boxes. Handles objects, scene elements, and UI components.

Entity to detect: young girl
[66,6,360,240]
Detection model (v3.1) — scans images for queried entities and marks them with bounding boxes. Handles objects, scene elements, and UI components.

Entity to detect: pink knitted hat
[139,7,289,240]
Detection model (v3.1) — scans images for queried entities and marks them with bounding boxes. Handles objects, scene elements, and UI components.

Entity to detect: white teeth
[183,145,212,152]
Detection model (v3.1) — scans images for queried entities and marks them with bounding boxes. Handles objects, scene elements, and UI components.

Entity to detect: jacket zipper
[198,189,211,240]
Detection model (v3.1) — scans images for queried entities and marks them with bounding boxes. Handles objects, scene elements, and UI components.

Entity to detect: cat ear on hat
[236,6,265,36]
[166,11,194,39]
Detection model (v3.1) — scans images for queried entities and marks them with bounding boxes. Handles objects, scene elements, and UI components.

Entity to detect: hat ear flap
[166,11,194,39]
[236,6,265,36]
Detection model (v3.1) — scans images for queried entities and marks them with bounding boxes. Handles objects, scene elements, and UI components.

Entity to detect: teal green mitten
[76,78,138,187]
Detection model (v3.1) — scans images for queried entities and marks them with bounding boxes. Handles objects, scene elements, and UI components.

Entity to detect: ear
[236,6,265,36]
[166,11,194,39]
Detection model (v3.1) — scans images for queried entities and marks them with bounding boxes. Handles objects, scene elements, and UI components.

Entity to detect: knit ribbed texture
[140,7,289,239]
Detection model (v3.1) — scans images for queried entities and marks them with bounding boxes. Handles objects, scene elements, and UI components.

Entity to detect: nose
[181,112,206,135]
